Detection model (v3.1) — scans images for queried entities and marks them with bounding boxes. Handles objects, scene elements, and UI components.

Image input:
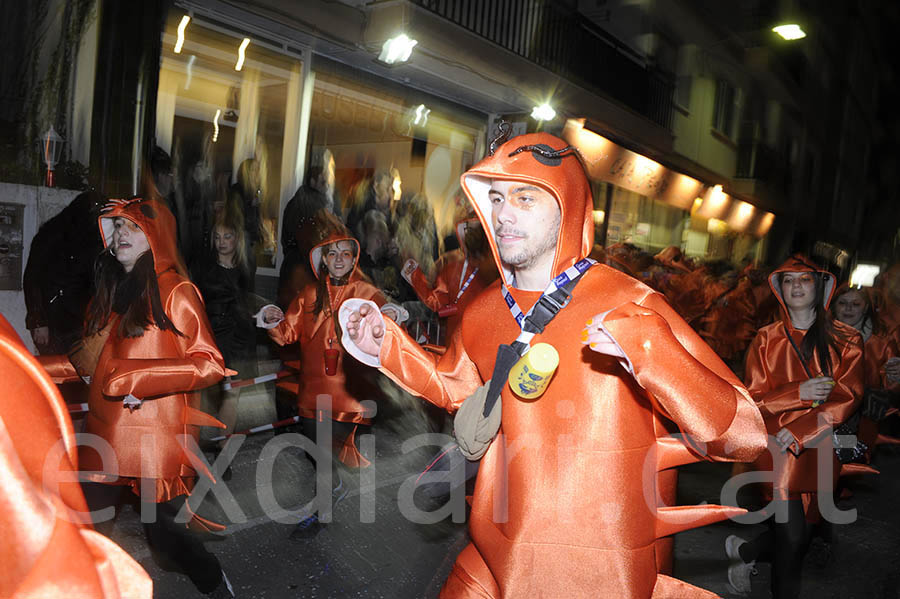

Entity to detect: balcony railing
[410,0,674,130]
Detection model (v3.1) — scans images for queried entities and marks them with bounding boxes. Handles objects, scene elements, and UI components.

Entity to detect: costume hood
[460,131,593,284]
[769,254,835,324]
[309,224,361,281]
[99,197,184,276]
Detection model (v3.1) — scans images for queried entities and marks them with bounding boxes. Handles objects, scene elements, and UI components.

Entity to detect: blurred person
[24,190,105,354]
[0,313,152,598]
[402,217,497,342]
[193,207,268,461]
[726,255,864,598]
[831,284,900,461]
[357,209,404,301]
[230,158,262,288]
[345,168,398,241]
[38,198,233,597]
[341,131,766,598]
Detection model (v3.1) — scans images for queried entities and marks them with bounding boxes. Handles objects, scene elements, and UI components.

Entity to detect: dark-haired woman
[832,284,900,460]
[40,197,232,597]
[726,255,863,598]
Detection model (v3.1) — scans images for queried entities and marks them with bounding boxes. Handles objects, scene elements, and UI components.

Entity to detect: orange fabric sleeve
[409,260,456,312]
[600,292,766,463]
[35,354,81,384]
[743,334,808,416]
[102,282,227,398]
[783,337,864,451]
[268,290,306,347]
[378,319,483,413]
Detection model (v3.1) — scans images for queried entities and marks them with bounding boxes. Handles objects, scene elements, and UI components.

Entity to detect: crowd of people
[4,130,900,598]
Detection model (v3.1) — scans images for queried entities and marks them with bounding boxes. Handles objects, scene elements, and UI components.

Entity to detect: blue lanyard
[455,262,479,303]
[500,258,595,335]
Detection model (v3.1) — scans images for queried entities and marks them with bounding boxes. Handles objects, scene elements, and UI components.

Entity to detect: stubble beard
[495,213,561,271]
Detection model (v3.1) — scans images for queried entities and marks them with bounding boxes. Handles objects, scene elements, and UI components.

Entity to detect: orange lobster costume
[0,314,152,598]
[341,132,767,598]
[268,228,388,467]
[405,218,494,342]
[39,198,228,503]
[743,256,864,503]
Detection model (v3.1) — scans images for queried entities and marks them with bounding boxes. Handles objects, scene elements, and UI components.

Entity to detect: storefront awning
[563,118,774,238]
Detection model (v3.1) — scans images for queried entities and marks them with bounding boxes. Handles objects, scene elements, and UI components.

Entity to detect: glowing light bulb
[174,15,190,53]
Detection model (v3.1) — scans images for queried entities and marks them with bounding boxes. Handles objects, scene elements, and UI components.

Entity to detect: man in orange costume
[0,314,152,598]
[340,131,767,598]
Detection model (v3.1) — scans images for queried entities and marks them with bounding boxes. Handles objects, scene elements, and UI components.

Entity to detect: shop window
[155,12,304,272]
[605,186,685,253]
[305,65,485,272]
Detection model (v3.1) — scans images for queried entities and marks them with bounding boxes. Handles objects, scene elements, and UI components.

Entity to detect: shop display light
[213,109,221,142]
[531,103,556,121]
[772,24,806,40]
[850,263,880,288]
[378,34,418,65]
[174,15,190,53]
[235,38,250,71]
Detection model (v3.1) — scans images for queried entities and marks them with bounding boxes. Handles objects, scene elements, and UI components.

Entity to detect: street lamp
[531,103,556,121]
[772,24,806,41]
[39,126,65,188]
[378,34,417,65]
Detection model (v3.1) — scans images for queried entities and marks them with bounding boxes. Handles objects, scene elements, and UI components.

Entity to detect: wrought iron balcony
[410,0,674,130]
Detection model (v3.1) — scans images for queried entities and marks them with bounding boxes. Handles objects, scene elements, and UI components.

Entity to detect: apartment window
[712,79,739,139]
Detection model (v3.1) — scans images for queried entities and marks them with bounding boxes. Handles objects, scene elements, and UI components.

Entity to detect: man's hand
[776,427,800,454]
[31,326,49,348]
[581,316,626,359]
[346,303,385,357]
[798,376,834,402]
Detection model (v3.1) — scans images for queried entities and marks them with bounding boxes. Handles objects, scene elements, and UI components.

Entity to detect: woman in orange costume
[402,217,496,343]
[262,218,404,470]
[726,255,864,598]
[39,197,233,597]
[341,131,767,598]
[831,284,900,459]
[1,314,152,598]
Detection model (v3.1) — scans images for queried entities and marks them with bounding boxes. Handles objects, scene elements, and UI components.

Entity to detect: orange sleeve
[409,261,454,311]
[103,282,227,398]
[269,290,306,347]
[783,336,864,452]
[600,291,767,463]
[743,331,807,417]
[378,319,482,413]
[35,354,81,384]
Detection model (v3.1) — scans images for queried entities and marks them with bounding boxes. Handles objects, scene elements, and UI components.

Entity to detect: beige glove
[453,381,502,460]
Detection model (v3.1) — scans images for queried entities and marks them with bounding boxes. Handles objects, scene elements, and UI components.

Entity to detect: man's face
[488,179,560,271]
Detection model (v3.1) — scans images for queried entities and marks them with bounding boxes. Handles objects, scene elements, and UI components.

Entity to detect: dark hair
[779,272,843,376]
[85,250,182,338]
[311,240,358,316]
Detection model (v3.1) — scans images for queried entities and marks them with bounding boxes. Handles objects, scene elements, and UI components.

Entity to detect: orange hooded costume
[340,132,767,598]
[404,217,494,342]
[39,198,228,503]
[0,314,152,598]
[743,256,864,501]
[268,226,391,466]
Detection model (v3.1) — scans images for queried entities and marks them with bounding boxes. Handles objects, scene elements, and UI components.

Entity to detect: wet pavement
[92,376,900,598]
